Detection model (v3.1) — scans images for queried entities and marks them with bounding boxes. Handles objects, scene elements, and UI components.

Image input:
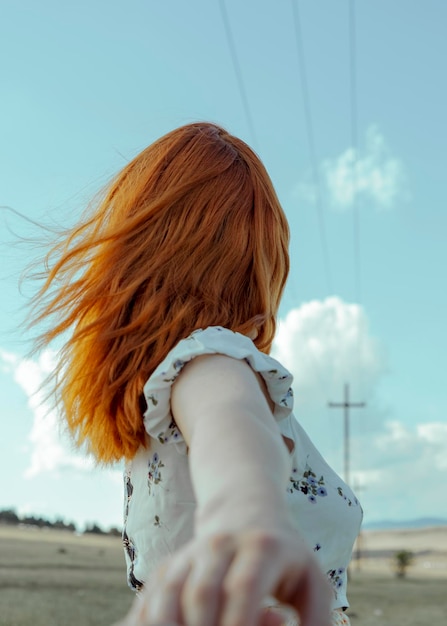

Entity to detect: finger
[281,563,332,626]
[302,569,332,626]
[220,533,331,626]
[220,533,283,626]
[181,535,235,626]
[115,622,180,626]
[259,606,290,626]
[146,555,192,625]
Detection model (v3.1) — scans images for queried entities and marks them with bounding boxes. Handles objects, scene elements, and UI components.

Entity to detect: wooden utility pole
[328,383,365,486]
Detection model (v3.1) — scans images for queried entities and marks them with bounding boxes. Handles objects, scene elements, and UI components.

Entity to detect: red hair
[31,122,290,463]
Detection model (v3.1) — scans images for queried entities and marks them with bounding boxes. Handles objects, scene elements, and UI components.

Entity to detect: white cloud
[0,349,125,529]
[323,126,407,210]
[273,296,385,413]
[295,126,408,211]
[371,420,447,472]
[352,420,447,522]
[414,421,447,471]
[0,348,94,477]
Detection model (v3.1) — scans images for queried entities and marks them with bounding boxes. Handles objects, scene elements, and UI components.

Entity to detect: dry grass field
[0,525,133,626]
[1,524,446,625]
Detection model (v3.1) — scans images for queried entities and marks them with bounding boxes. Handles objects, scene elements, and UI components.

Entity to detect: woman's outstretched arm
[115,355,331,626]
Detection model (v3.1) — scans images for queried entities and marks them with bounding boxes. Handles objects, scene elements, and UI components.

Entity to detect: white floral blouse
[123,327,363,611]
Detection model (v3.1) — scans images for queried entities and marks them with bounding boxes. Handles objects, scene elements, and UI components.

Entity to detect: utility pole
[328,383,365,486]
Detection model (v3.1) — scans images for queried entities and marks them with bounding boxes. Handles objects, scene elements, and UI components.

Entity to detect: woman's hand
[114,527,332,626]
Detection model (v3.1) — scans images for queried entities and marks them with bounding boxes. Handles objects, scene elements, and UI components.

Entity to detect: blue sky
[1,0,446,530]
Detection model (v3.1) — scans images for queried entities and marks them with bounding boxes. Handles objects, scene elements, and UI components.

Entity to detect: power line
[291,0,333,295]
[348,0,368,406]
[349,0,362,306]
[218,0,258,148]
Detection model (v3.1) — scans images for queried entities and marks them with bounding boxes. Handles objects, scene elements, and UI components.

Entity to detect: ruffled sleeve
[142,326,294,454]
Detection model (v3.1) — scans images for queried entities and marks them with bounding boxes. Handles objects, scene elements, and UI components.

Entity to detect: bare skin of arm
[115,355,331,626]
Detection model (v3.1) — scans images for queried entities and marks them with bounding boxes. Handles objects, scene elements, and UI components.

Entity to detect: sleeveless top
[122,327,363,610]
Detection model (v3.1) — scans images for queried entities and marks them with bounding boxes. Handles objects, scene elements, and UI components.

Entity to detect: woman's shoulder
[148,326,292,383]
[142,326,295,448]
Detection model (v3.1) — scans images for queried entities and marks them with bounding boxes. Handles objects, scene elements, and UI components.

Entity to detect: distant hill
[363,517,447,530]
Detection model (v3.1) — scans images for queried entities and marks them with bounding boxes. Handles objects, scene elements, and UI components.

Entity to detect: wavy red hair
[30,122,290,463]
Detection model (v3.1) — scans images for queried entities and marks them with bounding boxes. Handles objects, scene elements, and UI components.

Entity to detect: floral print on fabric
[337,486,361,508]
[153,514,170,530]
[331,612,351,626]
[288,463,328,503]
[281,387,294,406]
[122,529,144,591]
[157,419,182,445]
[122,470,144,590]
[161,358,189,383]
[147,452,164,494]
[146,393,158,406]
[327,567,346,599]
[123,468,133,523]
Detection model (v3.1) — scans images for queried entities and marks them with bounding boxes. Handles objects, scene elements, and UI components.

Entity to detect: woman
[31,122,361,625]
